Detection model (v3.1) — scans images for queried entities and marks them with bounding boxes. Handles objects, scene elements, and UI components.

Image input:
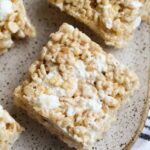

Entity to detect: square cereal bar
[0,0,35,55]
[48,0,145,48]
[0,105,23,150]
[14,23,139,149]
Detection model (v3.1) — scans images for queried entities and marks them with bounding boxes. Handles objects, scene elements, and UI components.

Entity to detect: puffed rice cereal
[0,105,23,150]
[48,0,145,48]
[14,23,139,150]
[0,0,35,55]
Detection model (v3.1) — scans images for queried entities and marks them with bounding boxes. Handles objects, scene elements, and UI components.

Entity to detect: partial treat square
[14,23,139,149]
[48,0,145,48]
[0,105,23,150]
[0,0,35,55]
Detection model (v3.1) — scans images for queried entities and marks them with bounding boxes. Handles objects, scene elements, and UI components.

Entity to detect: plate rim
[124,61,150,150]
[45,4,150,149]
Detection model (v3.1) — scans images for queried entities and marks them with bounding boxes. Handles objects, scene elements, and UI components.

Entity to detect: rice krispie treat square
[48,0,145,48]
[0,105,23,150]
[0,0,35,55]
[14,23,139,149]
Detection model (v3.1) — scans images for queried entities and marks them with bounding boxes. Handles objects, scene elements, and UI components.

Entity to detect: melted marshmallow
[105,18,113,29]
[4,114,13,123]
[103,4,112,9]
[130,1,143,8]
[48,87,66,97]
[94,54,107,72]
[82,84,97,98]
[67,106,76,117]
[74,60,86,78]
[37,94,60,111]
[0,122,5,129]
[0,0,13,21]
[85,98,102,113]
[47,71,57,79]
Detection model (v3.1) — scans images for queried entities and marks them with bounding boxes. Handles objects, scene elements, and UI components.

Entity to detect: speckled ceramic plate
[0,0,149,150]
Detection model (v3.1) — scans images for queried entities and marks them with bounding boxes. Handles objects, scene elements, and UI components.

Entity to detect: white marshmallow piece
[37,94,60,111]
[0,0,13,21]
[130,1,143,9]
[105,18,113,29]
